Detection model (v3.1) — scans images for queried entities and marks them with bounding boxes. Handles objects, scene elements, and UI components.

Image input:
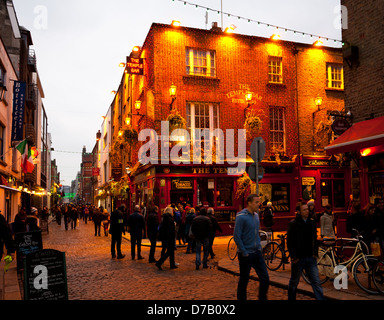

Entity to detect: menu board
[15,230,43,270]
[23,249,68,300]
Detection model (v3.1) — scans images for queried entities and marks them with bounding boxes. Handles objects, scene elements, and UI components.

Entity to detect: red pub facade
[108,22,348,233]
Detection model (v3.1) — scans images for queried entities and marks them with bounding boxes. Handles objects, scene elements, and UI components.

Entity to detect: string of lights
[173,0,343,45]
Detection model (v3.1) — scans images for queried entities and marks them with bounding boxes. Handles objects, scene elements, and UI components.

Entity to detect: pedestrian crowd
[1,194,383,301]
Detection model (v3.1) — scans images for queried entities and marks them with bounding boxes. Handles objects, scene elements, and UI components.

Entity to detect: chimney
[211,22,221,32]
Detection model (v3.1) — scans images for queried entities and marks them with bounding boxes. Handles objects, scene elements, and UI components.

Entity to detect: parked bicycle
[373,258,384,295]
[303,229,380,295]
[227,227,270,261]
[263,233,290,271]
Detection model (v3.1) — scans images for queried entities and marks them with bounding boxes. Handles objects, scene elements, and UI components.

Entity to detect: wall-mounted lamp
[270,34,281,41]
[315,97,323,110]
[244,91,253,118]
[169,83,177,111]
[224,24,237,33]
[135,100,142,111]
[171,20,181,27]
[313,39,323,47]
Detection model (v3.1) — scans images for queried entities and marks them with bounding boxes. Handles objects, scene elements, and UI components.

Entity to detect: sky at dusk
[12,0,342,185]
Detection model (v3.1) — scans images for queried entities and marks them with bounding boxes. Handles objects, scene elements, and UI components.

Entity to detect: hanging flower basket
[167,110,186,132]
[244,111,263,141]
[235,173,252,200]
[123,128,139,145]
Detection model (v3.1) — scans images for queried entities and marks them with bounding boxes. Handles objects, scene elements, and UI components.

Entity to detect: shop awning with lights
[325,115,384,155]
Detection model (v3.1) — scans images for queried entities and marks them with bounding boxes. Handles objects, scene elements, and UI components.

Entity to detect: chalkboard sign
[15,230,43,270]
[24,249,68,300]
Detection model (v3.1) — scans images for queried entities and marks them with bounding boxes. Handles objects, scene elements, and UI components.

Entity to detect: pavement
[2,220,384,300]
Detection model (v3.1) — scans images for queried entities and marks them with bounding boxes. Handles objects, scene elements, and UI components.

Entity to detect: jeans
[237,250,270,300]
[94,223,101,236]
[148,234,157,262]
[288,256,325,300]
[130,234,142,259]
[195,237,209,267]
[157,240,176,267]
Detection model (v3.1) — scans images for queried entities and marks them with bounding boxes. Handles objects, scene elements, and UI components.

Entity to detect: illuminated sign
[126,57,144,75]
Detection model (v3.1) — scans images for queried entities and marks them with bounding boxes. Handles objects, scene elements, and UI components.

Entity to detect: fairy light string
[173,0,343,45]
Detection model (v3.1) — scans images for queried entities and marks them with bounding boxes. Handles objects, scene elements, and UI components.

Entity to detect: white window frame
[268,56,283,84]
[186,48,216,77]
[326,63,344,89]
[269,107,286,152]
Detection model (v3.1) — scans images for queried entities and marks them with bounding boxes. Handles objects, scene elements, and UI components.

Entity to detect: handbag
[370,242,381,257]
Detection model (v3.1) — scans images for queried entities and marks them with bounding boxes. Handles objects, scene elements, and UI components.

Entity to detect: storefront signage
[92,168,100,176]
[226,84,262,104]
[126,57,144,75]
[23,249,68,300]
[302,157,340,167]
[331,119,350,135]
[11,81,27,143]
[157,166,245,175]
[171,178,193,190]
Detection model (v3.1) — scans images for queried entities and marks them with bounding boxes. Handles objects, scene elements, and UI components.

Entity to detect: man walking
[128,204,145,260]
[287,201,324,300]
[110,204,126,259]
[147,205,159,263]
[191,208,212,270]
[234,194,269,300]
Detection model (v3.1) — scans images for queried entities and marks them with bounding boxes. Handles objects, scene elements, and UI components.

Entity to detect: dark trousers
[237,250,270,300]
[208,235,216,257]
[195,237,209,267]
[130,233,142,259]
[157,241,176,267]
[94,223,101,236]
[288,256,324,300]
[111,232,122,258]
[148,234,157,262]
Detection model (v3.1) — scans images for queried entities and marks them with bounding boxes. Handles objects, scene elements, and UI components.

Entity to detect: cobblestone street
[41,219,312,300]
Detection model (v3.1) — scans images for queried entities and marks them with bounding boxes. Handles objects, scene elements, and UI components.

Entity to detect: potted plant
[123,128,139,145]
[244,110,263,142]
[167,109,186,133]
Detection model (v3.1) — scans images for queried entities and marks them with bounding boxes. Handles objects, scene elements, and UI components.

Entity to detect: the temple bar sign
[126,57,144,75]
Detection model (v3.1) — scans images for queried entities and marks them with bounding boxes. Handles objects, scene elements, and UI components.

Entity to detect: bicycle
[373,258,384,295]
[303,229,380,295]
[263,233,290,271]
[227,227,270,261]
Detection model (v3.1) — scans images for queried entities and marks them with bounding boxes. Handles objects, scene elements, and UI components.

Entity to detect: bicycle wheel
[302,248,331,285]
[373,260,384,295]
[352,256,380,295]
[227,237,238,260]
[263,241,283,271]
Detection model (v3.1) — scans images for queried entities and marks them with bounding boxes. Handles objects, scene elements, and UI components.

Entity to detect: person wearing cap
[26,207,40,232]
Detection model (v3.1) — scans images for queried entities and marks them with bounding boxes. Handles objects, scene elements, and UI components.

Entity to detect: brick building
[103,22,346,231]
[325,0,384,212]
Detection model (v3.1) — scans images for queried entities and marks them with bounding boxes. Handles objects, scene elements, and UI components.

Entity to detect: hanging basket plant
[123,128,139,145]
[167,109,186,133]
[235,173,252,200]
[244,110,263,142]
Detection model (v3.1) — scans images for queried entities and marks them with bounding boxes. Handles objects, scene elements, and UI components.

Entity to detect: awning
[325,116,384,155]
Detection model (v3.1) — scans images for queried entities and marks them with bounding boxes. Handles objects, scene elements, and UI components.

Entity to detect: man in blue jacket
[234,194,269,300]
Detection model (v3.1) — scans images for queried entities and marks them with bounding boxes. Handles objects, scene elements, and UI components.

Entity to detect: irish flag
[16,140,35,173]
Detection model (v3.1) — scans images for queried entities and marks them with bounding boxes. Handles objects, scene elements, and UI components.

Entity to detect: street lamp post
[169,84,176,111]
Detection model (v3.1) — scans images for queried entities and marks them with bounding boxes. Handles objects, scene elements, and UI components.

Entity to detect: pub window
[197,178,214,207]
[216,177,233,207]
[269,107,286,152]
[268,56,283,84]
[186,102,220,141]
[326,63,344,89]
[0,65,6,101]
[186,48,216,77]
[320,173,346,208]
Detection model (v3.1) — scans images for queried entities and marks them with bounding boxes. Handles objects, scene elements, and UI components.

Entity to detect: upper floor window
[326,63,344,89]
[268,56,283,84]
[270,107,286,152]
[186,48,216,77]
[0,124,4,162]
[186,102,219,133]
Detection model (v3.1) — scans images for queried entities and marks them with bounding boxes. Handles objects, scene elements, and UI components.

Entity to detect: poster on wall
[302,177,316,201]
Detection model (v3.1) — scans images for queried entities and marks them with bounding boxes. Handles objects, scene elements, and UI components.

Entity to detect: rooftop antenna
[205,9,208,29]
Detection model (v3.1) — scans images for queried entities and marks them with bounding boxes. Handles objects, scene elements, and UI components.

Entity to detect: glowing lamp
[360,148,372,157]
[125,116,131,126]
[270,34,281,40]
[169,84,177,98]
[111,90,116,95]
[171,20,181,27]
[313,39,323,47]
[118,130,123,137]
[245,91,253,102]
[119,62,126,68]
[132,46,141,53]
[315,97,322,107]
[135,100,142,111]
[224,24,237,33]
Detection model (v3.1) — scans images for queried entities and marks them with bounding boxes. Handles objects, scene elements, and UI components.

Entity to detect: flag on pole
[15,140,35,173]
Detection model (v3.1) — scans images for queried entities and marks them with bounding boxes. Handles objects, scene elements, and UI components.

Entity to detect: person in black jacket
[191,208,212,270]
[110,204,126,259]
[156,207,178,270]
[207,207,222,259]
[147,205,159,263]
[287,202,324,300]
[0,212,15,262]
[127,205,145,260]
